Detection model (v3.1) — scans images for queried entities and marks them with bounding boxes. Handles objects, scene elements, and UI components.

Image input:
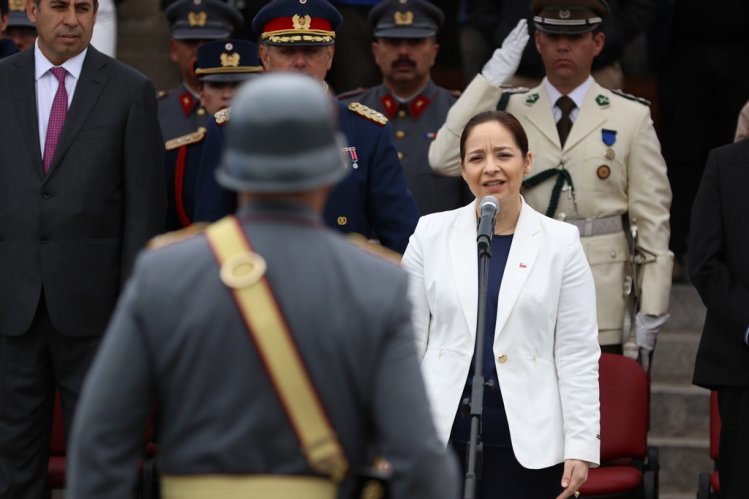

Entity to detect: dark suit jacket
[689,139,749,388]
[0,47,166,337]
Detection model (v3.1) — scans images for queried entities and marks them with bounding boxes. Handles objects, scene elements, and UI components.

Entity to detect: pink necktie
[43,67,68,174]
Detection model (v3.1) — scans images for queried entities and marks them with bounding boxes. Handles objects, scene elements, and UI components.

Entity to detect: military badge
[342,146,359,169]
[595,95,610,107]
[602,129,617,160]
[394,11,414,25]
[525,93,540,105]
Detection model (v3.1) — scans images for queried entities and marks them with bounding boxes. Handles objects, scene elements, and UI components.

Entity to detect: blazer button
[40,237,49,244]
[42,192,52,199]
[497,354,508,364]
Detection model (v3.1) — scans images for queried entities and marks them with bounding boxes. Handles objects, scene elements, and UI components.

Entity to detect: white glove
[481,19,529,87]
[635,313,670,371]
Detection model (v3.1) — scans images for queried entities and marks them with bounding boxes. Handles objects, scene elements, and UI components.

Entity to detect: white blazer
[402,199,601,469]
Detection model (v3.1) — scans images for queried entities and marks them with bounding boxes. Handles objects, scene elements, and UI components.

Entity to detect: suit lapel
[449,203,479,339]
[521,85,559,147]
[494,201,542,337]
[564,82,606,151]
[9,50,43,176]
[47,47,110,177]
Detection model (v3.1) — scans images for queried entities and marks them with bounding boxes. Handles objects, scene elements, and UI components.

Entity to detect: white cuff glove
[481,19,529,87]
[635,313,670,371]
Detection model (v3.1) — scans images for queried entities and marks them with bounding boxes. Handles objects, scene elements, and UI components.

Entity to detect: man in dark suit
[0,0,165,495]
[68,72,458,499]
[689,139,749,499]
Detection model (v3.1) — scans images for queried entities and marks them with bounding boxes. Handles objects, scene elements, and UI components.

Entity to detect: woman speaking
[402,111,600,498]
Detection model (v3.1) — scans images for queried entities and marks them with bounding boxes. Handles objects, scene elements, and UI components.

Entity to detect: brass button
[610,250,617,258]
[497,354,508,364]
[397,110,406,118]
[337,216,347,226]
[197,108,206,116]
[397,151,404,161]
[395,130,406,139]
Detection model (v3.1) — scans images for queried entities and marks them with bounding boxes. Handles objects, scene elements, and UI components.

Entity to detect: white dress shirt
[543,75,594,124]
[35,40,87,157]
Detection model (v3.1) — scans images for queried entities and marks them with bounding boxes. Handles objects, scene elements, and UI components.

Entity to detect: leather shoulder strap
[205,216,349,482]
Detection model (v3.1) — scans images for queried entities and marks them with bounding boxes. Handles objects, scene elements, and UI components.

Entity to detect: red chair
[697,391,720,498]
[46,391,66,495]
[578,353,659,499]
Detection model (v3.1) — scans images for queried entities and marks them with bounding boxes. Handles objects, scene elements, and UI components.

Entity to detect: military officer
[68,72,459,499]
[193,0,419,253]
[338,0,471,215]
[158,0,243,142]
[2,0,35,52]
[164,39,262,231]
[429,0,672,361]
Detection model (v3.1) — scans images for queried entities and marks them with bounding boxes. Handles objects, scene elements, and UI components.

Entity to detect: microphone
[476,196,500,252]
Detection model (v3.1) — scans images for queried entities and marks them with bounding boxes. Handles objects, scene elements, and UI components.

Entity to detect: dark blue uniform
[164,129,207,231]
[0,39,18,60]
[194,100,419,253]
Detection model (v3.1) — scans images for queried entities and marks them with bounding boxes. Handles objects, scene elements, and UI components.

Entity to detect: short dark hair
[460,110,529,162]
[1,0,8,16]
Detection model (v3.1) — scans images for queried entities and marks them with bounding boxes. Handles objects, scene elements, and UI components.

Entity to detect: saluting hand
[481,19,530,87]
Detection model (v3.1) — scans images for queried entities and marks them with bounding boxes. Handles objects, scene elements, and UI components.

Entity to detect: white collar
[543,75,594,110]
[34,40,88,82]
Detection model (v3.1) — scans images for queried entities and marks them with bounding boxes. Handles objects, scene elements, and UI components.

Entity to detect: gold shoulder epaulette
[214,107,232,126]
[346,233,401,265]
[348,102,388,126]
[164,129,206,151]
[611,88,651,106]
[147,223,209,250]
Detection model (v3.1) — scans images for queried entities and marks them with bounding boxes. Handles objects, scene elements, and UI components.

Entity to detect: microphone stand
[463,233,493,499]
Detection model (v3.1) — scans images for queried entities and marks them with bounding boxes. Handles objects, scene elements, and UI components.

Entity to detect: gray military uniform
[341,80,471,215]
[157,82,209,141]
[68,201,458,499]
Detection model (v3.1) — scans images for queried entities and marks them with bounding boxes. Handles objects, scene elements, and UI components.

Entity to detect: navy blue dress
[449,235,564,499]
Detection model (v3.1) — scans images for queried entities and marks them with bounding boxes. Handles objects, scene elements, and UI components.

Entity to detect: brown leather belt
[565,215,623,237]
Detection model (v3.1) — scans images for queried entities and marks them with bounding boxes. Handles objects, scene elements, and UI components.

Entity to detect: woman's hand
[556,459,589,499]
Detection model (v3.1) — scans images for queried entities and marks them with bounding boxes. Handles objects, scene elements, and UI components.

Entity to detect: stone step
[649,383,710,438]
[651,330,701,384]
[664,284,706,332]
[649,437,712,495]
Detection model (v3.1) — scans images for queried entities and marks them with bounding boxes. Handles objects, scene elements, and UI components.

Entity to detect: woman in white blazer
[402,111,600,499]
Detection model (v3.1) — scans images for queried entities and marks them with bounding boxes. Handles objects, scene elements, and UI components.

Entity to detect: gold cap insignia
[9,0,24,11]
[220,52,240,67]
[559,9,571,19]
[292,14,312,30]
[188,11,207,27]
[393,11,414,26]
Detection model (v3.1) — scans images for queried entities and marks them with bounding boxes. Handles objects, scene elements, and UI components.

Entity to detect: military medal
[602,129,617,161]
[348,147,359,169]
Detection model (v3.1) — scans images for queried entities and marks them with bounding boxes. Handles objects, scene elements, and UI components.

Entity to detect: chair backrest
[709,390,720,461]
[598,353,649,462]
[51,391,66,456]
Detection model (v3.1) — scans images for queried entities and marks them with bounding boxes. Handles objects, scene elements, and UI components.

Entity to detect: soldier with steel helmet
[69,72,458,499]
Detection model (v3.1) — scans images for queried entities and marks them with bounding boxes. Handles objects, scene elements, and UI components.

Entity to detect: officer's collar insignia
[179,91,195,115]
[410,95,430,120]
[187,11,207,26]
[9,0,24,11]
[394,11,414,25]
[525,93,540,105]
[215,107,232,125]
[596,94,610,107]
[380,94,397,118]
[292,14,312,30]
[220,52,240,67]
[601,129,617,146]
[348,102,388,126]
